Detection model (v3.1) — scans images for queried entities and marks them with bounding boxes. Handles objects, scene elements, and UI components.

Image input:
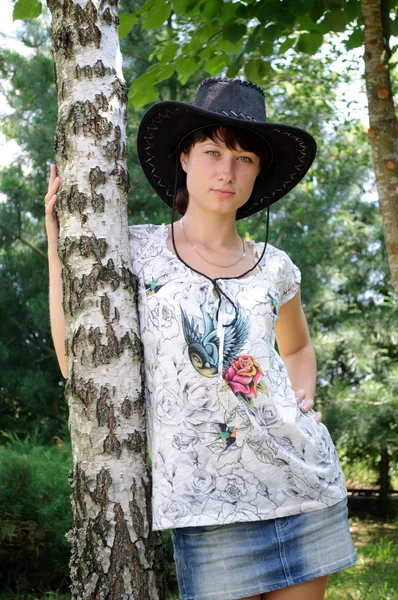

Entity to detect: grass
[325,516,398,600]
[0,516,396,600]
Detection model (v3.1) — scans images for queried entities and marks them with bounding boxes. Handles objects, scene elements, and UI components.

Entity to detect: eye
[238,155,253,163]
[206,150,219,157]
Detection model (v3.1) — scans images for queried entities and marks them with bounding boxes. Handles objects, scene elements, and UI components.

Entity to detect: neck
[180,205,240,250]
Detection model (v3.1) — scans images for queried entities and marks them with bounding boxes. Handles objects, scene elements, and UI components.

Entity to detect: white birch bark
[46,0,165,597]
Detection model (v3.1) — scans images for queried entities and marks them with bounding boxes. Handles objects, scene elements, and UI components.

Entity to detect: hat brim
[136,100,317,220]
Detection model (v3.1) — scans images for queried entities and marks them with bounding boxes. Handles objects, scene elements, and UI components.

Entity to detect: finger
[314,411,322,423]
[299,398,315,412]
[45,194,57,214]
[295,389,306,403]
[47,163,56,192]
[45,177,60,204]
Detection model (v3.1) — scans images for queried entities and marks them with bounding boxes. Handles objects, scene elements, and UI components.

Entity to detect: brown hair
[175,125,270,215]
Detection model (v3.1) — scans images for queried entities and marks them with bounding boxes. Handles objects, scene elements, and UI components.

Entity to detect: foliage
[116,0,398,108]
[0,19,67,444]
[0,432,72,594]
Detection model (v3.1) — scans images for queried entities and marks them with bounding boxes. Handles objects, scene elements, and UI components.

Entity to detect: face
[180,137,261,217]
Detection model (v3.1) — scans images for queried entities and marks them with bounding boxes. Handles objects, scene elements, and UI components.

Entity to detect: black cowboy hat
[136,77,317,220]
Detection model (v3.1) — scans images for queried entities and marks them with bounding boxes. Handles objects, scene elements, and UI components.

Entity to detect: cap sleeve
[128,224,152,278]
[279,252,301,306]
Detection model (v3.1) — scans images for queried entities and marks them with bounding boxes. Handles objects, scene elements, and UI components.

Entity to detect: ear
[180,151,189,174]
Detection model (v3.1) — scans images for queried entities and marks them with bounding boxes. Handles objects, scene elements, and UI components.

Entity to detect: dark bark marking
[94,468,112,509]
[52,25,74,58]
[59,235,108,262]
[72,100,113,138]
[63,260,137,318]
[94,92,109,111]
[125,430,145,454]
[96,385,112,426]
[109,164,130,196]
[80,235,108,259]
[121,397,132,418]
[101,294,111,320]
[77,24,102,48]
[89,166,107,211]
[121,265,137,293]
[67,184,89,214]
[111,78,128,104]
[68,361,97,410]
[105,125,122,161]
[53,124,68,160]
[101,8,113,25]
[104,430,122,459]
[110,503,143,599]
[75,1,101,49]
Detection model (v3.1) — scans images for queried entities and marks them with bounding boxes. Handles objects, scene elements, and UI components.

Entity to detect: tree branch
[0,222,47,260]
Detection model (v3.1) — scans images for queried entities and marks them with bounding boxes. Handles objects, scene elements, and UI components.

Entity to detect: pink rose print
[221,355,267,410]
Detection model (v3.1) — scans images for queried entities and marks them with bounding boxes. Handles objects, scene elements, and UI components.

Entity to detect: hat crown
[193,78,267,123]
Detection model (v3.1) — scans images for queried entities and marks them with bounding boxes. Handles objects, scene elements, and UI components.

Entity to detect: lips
[212,188,235,197]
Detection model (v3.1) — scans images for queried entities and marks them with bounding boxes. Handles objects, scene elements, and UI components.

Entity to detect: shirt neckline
[160,222,265,282]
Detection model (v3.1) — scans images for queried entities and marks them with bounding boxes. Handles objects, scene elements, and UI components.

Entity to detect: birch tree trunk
[46,1,165,597]
[361,0,398,296]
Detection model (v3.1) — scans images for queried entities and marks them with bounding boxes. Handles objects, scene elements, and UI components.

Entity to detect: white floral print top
[129,223,347,531]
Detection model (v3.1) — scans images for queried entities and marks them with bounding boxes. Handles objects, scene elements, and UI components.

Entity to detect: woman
[45,78,357,600]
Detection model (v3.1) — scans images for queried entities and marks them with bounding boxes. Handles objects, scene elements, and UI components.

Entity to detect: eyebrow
[201,141,256,154]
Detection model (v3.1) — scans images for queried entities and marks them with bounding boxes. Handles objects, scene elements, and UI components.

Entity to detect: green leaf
[345,28,364,51]
[142,0,171,28]
[345,0,360,21]
[295,30,324,54]
[13,0,42,20]
[136,0,156,17]
[258,41,274,57]
[318,9,350,33]
[118,14,138,40]
[204,53,230,76]
[309,0,326,23]
[145,62,175,80]
[290,0,317,17]
[223,23,247,44]
[220,1,239,24]
[390,16,398,37]
[160,42,180,62]
[176,57,201,85]
[226,54,244,77]
[128,84,159,109]
[236,3,256,19]
[244,25,262,53]
[172,0,202,16]
[262,23,286,42]
[219,37,244,54]
[279,36,296,53]
[297,14,318,31]
[129,62,175,107]
[201,0,223,22]
[244,58,270,85]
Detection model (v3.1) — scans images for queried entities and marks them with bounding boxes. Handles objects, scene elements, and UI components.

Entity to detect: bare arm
[45,165,67,378]
[275,289,321,422]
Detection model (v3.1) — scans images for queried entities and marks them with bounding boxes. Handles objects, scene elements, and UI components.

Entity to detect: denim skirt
[171,498,357,600]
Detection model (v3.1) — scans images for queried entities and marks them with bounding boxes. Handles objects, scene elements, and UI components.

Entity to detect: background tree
[1,0,397,595]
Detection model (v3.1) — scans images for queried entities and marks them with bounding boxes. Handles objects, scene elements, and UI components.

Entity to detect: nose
[217,155,235,182]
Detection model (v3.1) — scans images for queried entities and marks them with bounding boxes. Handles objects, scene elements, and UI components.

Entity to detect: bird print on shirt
[180,302,249,377]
